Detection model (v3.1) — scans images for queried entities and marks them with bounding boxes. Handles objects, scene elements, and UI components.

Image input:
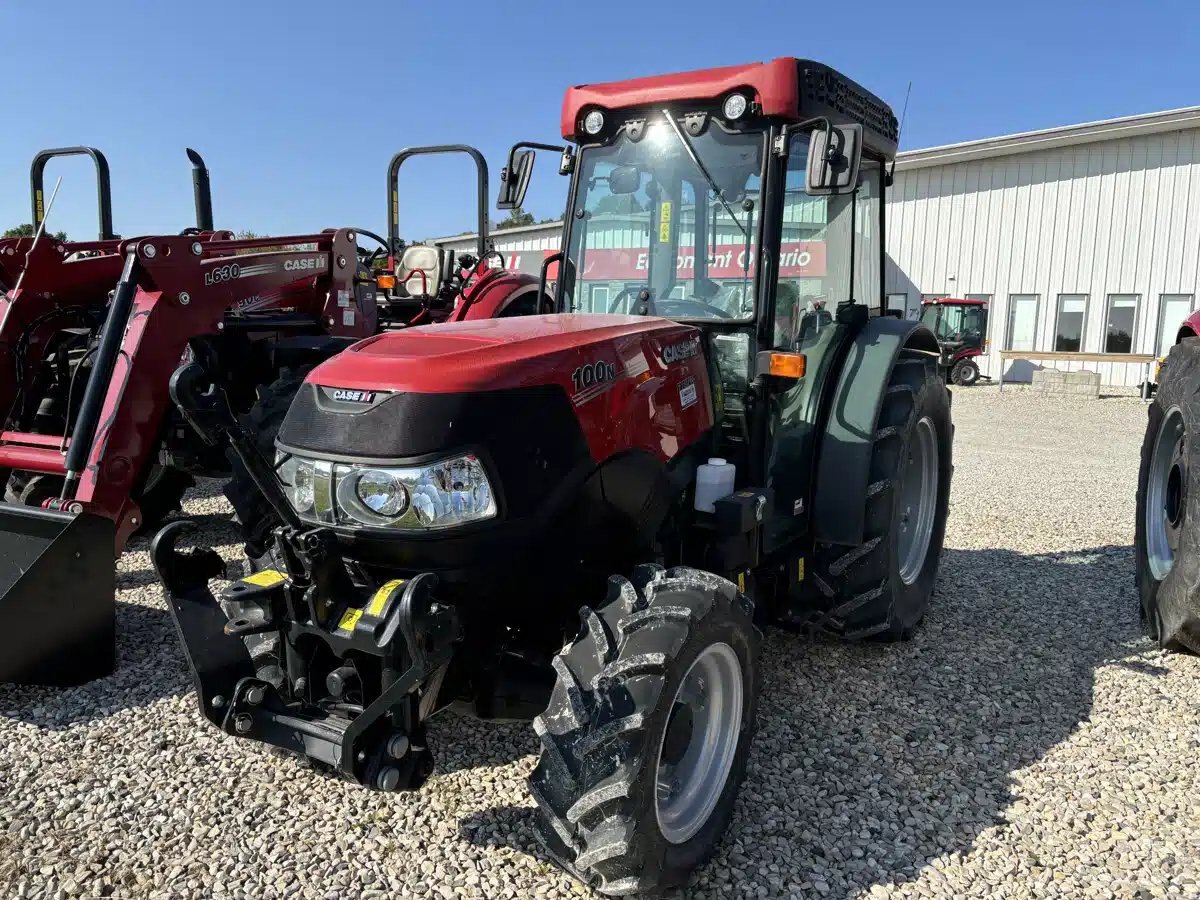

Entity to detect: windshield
[563,117,765,321]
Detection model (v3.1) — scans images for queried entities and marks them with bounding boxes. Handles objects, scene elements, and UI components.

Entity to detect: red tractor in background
[918,296,988,386]
[0,144,545,686]
[154,58,953,896]
[0,146,230,521]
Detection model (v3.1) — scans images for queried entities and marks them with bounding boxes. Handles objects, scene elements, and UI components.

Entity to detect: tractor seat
[397,245,444,299]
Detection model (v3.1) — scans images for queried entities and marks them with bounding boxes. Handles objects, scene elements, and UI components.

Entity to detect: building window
[1006,294,1040,351]
[1156,294,1195,357]
[921,292,946,302]
[1054,295,1088,352]
[886,293,907,317]
[1104,294,1139,353]
[589,285,610,313]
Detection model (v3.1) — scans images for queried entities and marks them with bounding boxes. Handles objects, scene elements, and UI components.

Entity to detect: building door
[1006,294,1040,351]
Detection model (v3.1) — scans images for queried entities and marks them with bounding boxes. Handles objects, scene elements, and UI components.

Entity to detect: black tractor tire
[224,367,311,563]
[530,565,762,897]
[4,464,191,535]
[1135,337,1200,652]
[807,354,953,640]
[130,466,194,533]
[950,358,979,387]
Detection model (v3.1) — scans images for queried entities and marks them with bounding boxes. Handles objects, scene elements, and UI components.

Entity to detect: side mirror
[806,124,862,196]
[608,165,641,195]
[497,149,535,210]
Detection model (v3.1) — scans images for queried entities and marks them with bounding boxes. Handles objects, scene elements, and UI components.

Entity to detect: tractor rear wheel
[809,354,952,640]
[530,566,761,897]
[224,367,312,565]
[1135,337,1200,652]
[950,358,979,387]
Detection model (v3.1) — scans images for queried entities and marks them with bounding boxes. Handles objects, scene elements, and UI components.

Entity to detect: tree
[4,223,68,241]
[495,207,535,230]
[593,195,646,216]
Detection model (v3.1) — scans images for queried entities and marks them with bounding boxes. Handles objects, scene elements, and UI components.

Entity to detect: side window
[774,144,848,350]
[853,161,882,311]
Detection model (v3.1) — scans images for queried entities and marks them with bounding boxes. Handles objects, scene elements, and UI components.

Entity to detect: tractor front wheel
[1135,337,1200,652]
[950,358,979,387]
[530,566,761,896]
[224,367,312,565]
[809,354,953,639]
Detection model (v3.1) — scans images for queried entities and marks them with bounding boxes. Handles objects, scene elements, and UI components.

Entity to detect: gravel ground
[3,385,1199,899]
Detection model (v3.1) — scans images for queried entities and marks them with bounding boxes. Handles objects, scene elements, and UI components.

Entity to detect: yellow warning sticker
[243,569,286,588]
[737,571,746,592]
[658,202,672,243]
[798,558,806,582]
[368,579,405,617]
[338,608,363,633]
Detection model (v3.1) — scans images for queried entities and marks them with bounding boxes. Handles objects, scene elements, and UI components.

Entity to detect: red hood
[309,314,697,394]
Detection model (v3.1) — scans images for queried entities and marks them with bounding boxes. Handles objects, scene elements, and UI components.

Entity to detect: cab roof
[561,58,899,158]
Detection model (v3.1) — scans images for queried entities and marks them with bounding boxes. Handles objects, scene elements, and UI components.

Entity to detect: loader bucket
[0,505,116,686]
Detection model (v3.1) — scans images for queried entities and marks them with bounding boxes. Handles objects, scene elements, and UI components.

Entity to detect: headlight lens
[277,451,496,531]
[583,109,605,135]
[722,92,749,120]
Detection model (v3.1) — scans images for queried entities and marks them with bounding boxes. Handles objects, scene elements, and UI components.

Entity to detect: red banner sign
[545,241,825,281]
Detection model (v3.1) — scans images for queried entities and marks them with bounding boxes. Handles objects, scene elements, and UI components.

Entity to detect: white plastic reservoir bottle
[694,458,736,513]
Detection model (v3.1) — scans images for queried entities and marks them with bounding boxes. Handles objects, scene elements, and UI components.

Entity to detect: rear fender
[455,271,544,320]
[813,317,939,547]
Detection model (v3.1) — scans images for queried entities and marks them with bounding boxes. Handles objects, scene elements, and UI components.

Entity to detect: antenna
[888,81,912,183]
[9,175,64,299]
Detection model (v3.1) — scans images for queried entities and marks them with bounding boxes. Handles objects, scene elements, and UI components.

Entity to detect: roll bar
[31,147,115,240]
[387,145,488,260]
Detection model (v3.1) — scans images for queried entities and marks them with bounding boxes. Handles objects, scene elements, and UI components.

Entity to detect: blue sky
[2,0,1197,242]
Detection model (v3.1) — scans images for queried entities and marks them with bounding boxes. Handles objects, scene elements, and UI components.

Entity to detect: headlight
[722,92,749,120]
[277,451,496,531]
[583,109,605,136]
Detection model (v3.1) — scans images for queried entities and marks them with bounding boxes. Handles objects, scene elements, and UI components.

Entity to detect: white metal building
[436,106,1200,385]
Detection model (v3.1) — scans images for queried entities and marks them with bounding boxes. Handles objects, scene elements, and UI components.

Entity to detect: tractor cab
[918,296,988,386]
[500,59,901,543]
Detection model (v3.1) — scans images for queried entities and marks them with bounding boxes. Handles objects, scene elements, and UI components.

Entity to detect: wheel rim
[654,642,743,844]
[1146,407,1186,581]
[898,416,939,586]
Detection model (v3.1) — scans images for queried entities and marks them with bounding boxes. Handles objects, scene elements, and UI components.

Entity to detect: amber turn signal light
[376,274,396,290]
[767,352,806,379]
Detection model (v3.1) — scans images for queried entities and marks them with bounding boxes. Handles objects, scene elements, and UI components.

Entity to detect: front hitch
[152,521,458,790]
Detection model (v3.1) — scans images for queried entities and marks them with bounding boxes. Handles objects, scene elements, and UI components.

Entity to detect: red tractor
[918,296,988,386]
[154,59,953,896]
[0,145,543,686]
[1136,306,1200,651]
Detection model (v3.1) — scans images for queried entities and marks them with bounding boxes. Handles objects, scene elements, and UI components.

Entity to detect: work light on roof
[722,93,749,121]
[583,110,606,136]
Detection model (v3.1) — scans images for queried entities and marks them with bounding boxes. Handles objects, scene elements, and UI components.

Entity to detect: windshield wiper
[660,107,748,239]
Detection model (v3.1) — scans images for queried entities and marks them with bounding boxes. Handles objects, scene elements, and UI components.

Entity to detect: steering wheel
[607,287,645,314]
[352,228,390,265]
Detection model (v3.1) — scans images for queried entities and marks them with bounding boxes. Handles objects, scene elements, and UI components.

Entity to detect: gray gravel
[3,385,1199,899]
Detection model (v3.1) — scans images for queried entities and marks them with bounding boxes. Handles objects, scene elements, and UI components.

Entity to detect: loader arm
[74,231,368,545]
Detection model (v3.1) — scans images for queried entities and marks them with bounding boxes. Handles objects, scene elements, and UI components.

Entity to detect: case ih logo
[661,335,701,365]
[332,389,376,403]
[284,257,327,272]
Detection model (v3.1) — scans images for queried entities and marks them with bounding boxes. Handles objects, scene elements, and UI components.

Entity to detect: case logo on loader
[284,257,327,273]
